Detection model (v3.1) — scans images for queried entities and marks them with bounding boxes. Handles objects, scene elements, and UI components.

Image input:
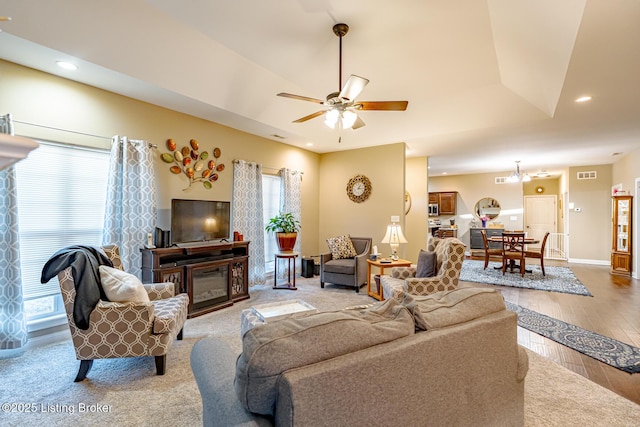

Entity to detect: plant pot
[276,232,297,252]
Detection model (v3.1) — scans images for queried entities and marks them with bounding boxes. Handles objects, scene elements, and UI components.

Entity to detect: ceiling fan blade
[292,110,326,123]
[352,115,366,130]
[338,75,369,101]
[277,93,325,104]
[357,101,408,111]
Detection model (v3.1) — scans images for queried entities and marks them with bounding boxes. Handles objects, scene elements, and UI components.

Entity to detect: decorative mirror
[475,197,501,219]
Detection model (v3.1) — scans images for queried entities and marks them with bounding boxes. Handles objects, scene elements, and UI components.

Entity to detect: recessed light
[305,142,313,147]
[56,61,78,70]
[575,95,592,103]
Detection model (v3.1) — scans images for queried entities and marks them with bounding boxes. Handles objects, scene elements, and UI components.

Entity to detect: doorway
[524,195,558,253]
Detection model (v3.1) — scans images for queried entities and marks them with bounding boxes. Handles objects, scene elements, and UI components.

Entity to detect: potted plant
[265,212,301,252]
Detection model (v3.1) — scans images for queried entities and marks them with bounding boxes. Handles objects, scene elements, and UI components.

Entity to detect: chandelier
[507,161,531,183]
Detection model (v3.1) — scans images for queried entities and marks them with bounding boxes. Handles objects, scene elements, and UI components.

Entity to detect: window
[15,141,110,330]
[262,174,281,272]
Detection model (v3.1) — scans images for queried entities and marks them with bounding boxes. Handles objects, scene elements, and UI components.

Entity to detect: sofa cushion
[99,265,150,303]
[410,287,506,330]
[322,258,356,275]
[326,235,357,259]
[235,298,415,415]
[416,250,437,278]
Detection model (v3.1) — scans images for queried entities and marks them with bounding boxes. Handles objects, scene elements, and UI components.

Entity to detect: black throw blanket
[41,245,113,330]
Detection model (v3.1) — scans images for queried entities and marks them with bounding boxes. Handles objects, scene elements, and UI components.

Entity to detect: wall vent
[577,171,597,180]
[495,177,508,184]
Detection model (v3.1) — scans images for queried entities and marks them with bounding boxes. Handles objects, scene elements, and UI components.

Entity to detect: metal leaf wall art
[160,138,224,190]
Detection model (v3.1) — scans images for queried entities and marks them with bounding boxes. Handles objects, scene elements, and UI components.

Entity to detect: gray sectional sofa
[190,288,529,426]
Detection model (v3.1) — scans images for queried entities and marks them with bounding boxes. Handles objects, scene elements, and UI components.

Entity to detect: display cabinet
[611,195,632,276]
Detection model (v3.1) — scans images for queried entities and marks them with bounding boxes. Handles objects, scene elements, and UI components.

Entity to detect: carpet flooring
[506,301,640,374]
[1,278,638,426]
[460,259,592,296]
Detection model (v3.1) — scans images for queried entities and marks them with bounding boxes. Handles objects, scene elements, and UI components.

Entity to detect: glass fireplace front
[189,262,230,311]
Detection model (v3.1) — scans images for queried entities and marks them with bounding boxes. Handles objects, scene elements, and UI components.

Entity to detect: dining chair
[501,232,526,277]
[480,229,502,270]
[524,232,550,275]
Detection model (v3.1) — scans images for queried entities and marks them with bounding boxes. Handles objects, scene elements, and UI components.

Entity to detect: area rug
[460,259,592,296]
[506,301,640,374]
[2,278,640,427]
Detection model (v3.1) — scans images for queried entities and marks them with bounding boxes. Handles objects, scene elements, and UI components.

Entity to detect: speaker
[301,258,315,278]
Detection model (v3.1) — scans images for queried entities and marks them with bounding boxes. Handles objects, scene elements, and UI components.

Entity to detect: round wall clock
[535,186,545,194]
[346,174,372,203]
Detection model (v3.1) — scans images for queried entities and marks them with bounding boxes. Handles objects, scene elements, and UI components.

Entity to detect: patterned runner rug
[506,301,640,374]
[460,259,592,296]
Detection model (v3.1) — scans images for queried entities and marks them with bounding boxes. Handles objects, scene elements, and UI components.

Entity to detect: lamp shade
[381,224,408,245]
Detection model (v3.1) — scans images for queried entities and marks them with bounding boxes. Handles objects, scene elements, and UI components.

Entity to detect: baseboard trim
[27,329,71,349]
[567,258,609,266]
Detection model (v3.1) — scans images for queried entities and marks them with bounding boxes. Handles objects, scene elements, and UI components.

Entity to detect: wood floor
[461,257,640,405]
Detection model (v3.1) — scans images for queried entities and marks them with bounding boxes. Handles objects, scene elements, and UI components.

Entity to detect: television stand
[175,239,229,248]
[140,241,250,318]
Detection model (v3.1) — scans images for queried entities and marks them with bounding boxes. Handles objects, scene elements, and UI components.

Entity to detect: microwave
[428,203,439,217]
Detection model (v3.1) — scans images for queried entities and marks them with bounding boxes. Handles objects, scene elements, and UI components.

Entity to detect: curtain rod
[233,159,304,175]
[14,119,112,140]
[13,119,157,148]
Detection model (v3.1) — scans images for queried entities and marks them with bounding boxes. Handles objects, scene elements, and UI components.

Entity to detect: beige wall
[318,143,406,258]
[429,172,524,249]
[611,148,639,275]
[612,147,640,194]
[405,157,428,261]
[0,60,321,258]
[567,164,612,262]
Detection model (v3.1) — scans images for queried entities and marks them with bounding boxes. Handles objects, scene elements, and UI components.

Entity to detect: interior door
[524,195,557,249]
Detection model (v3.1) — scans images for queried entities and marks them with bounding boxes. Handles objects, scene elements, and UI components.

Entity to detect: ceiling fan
[277,23,408,133]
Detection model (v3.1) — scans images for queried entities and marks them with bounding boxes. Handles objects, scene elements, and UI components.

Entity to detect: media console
[140,241,250,318]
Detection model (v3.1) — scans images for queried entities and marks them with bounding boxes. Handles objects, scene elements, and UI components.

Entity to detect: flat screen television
[171,199,231,245]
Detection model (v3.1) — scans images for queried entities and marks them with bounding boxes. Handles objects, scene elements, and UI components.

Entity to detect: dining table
[488,235,540,273]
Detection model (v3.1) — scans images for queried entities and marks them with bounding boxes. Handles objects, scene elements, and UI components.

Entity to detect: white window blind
[15,141,110,309]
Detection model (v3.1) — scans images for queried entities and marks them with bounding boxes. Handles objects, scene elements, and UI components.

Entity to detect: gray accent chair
[320,236,371,293]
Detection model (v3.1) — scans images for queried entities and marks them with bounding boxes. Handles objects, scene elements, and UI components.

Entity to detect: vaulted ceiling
[1,0,639,177]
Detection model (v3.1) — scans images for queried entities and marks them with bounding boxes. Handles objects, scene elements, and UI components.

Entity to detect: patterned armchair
[381,238,466,301]
[57,244,189,382]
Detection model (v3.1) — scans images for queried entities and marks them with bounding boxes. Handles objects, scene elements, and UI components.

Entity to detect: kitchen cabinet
[428,192,458,215]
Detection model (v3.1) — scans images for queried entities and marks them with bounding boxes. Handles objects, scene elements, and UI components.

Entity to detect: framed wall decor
[346,174,372,203]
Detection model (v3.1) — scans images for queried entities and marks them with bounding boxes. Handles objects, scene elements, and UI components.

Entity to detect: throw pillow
[99,265,150,303]
[235,298,415,415]
[326,235,357,259]
[412,288,506,330]
[416,249,437,277]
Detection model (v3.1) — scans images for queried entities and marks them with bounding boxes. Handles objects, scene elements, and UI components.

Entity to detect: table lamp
[381,215,408,261]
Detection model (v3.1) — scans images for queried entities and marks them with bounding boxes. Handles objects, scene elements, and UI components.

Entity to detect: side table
[366,258,412,301]
[273,251,299,290]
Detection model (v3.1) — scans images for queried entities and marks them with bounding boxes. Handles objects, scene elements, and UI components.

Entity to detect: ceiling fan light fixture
[341,110,357,128]
[324,108,357,129]
[324,108,339,128]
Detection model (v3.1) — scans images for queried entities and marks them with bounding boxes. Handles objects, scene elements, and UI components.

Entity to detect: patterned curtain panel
[0,113,28,350]
[103,136,156,278]
[280,168,303,275]
[232,160,265,286]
